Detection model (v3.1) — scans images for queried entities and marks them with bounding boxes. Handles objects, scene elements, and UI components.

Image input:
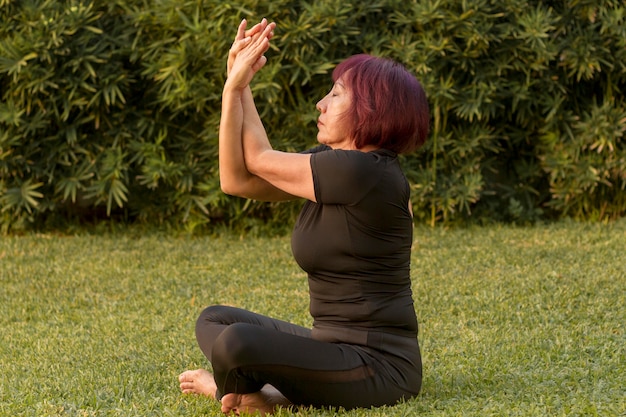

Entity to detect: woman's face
[316,77,354,150]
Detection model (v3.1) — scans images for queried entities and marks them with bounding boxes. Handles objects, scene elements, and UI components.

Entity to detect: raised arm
[221,19,316,202]
[219,19,299,202]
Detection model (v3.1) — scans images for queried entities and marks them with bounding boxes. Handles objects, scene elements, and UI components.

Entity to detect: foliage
[1,221,625,415]
[0,0,624,232]
[393,0,626,225]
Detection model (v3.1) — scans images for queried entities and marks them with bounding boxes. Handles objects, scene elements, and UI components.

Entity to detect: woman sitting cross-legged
[179,17,430,416]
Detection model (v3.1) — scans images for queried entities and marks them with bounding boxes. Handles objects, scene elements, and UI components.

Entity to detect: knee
[211,323,261,370]
[197,304,228,325]
[195,304,236,333]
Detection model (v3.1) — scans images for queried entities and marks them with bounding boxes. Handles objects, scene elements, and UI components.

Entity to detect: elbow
[219,165,246,197]
[219,182,233,196]
[220,180,243,197]
[220,176,255,199]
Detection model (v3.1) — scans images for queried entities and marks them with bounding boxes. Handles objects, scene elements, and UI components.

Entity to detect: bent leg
[211,322,421,409]
[184,305,311,405]
[195,305,311,362]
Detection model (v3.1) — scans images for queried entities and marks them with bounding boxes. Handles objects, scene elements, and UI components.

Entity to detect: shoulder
[313,148,397,170]
[300,144,331,155]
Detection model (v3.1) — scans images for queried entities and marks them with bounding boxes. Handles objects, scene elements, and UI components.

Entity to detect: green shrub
[394,0,626,225]
[1,0,624,232]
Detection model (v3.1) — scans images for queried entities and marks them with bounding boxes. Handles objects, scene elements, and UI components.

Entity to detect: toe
[178,370,194,382]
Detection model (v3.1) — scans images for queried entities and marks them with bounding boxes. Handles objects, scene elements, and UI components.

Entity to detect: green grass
[1,220,624,416]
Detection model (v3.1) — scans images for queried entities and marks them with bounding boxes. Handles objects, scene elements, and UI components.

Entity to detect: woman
[179,18,430,415]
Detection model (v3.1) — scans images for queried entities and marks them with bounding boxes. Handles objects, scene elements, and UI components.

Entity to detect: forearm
[219,84,294,201]
[241,87,273,174]
[219,19,298,201]
[240,88,315,201]
[218,84,251,195]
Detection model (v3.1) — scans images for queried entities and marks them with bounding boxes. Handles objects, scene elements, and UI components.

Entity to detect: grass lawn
[1,220,624,416]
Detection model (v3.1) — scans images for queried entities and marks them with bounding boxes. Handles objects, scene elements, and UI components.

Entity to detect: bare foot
[221,385,291,416]
[178,369,218,398]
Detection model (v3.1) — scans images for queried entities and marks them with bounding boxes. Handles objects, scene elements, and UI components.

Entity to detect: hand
[225,20,275,91]
[227,18,275,76]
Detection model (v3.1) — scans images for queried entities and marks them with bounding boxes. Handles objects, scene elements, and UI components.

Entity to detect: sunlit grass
[1,220,624,416]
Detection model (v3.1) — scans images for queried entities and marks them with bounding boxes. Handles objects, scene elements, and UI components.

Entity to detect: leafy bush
[1,0,624,232]
[394,0,626,224]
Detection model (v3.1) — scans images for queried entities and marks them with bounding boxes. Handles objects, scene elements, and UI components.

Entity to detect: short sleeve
[310,149,385,205]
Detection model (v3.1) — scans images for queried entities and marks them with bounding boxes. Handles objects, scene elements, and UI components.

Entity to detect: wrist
[223,79,246,96]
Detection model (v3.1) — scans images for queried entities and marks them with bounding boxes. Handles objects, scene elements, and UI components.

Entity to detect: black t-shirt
[291,145,418,349]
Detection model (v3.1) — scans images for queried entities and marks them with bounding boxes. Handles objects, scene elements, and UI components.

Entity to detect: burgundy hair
[332,54,429,154]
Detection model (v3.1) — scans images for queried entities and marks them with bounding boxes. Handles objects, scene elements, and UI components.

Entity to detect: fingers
[251,55,268,73]
[226,18,275,85]
[232,21,273,58]
[243,18,267,39]
[235,18,247,42]
[251,21,274,48]
[230,19,274,56]
[230,36,252,54]
[266,21,276,38]
[247,26,273,61]
[239,18,276,41]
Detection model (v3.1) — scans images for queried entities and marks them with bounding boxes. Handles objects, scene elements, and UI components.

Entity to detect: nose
[316,96,326,113]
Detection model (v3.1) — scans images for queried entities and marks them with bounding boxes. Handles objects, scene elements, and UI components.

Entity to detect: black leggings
[195,305,422,409]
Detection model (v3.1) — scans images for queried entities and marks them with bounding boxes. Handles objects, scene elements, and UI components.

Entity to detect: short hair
[332,54,430,154]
